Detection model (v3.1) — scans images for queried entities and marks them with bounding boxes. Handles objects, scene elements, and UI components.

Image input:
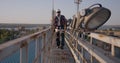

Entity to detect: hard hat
[56,9,61,13]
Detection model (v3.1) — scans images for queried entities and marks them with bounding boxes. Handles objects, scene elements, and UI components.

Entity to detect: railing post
[35,37,40,63]
[90,36,93,63]
[76,32,79,49]
[81,33,84,39]
[41,32,46,63]
[20,41,28,63]
[90,55,93,63]
[111,45,115,56]
[90,37,92,44]
[81,47,84,63]
[111,37,115,57]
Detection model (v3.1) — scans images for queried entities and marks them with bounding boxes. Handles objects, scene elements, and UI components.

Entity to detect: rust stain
[20,42,28,48]
[99,34,105,37]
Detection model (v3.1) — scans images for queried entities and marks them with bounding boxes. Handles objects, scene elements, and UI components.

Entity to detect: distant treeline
[0,23,50,28]
[98,25,120,30]
[0,29,19,44]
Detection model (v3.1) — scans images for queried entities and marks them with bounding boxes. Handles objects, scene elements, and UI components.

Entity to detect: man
[54,9,67,49]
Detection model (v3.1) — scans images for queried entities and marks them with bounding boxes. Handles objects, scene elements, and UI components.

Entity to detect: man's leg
[56,31,60,47]
[61,32,64,49]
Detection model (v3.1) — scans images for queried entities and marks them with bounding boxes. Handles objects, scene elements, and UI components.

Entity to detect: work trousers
[56,26,65,48]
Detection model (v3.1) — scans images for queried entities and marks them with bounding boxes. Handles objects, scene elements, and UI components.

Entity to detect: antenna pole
[74,0,82,17]
[52,0,55,27]
[51,0,55,32]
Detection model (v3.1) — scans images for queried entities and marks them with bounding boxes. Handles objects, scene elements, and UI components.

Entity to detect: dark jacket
[54,15,67,28]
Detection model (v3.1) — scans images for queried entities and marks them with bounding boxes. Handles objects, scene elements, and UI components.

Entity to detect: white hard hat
[56,9,61,13]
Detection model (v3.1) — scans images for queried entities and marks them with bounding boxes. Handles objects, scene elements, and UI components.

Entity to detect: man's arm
[63,15,67,30]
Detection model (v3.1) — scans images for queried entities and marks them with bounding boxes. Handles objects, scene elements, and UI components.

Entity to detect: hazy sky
[0,0,120,25]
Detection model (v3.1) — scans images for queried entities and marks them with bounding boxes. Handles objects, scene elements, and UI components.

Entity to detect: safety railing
[65,31,120,63]
[0,27,119,63]
[0,27,52,63]
[89,33,120,56]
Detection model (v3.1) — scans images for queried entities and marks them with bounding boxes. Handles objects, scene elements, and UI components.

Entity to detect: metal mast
[74,0,82,17]
[52,0,54,25]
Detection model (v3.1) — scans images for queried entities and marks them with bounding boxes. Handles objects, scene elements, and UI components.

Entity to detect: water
[0,40,36,63]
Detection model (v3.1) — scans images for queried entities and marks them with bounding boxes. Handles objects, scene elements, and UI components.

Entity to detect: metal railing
[65,31,120,63]
[89,33,120,56]
[0,27,120,63]
[0,27,52,63]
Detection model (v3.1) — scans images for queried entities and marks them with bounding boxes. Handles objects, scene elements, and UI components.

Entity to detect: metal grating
[45,35,75,63]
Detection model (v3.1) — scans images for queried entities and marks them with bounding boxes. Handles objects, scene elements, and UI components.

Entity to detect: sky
[0,0,120,25]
